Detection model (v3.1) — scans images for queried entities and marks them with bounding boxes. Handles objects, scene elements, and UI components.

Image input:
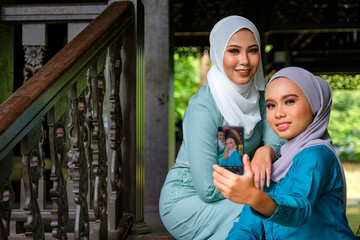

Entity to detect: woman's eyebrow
[226,43,258,48]
[265,94,298,102]
[282,94,299,98]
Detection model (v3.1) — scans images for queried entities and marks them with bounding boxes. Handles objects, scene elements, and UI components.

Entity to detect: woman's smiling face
[226,138,235,150]
[223,28,260,85]
[265,77,314,140]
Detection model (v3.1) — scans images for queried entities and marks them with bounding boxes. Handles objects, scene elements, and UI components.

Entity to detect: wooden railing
[0,1,146,239]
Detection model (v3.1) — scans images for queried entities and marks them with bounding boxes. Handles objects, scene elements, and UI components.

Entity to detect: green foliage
[174,47,201,120]
[319,74,360,90]
[327,89,360,161]
[320,75,360,161]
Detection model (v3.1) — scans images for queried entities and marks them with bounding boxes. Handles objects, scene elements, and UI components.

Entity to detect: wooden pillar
[143,0,174,214]
[118,0,150,234]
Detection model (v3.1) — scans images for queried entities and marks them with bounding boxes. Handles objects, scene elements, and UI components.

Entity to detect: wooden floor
[8,209,174,240]
[128,209,175,240]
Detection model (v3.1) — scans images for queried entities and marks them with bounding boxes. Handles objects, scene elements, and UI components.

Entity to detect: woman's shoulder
[295,145,339,169]
[189,84,213,103]
[299,145,336,157]
[187,84,220,114]
[183,84,224,126]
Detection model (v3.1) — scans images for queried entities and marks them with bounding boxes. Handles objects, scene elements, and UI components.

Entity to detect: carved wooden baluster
[108,39,125,229]
[67,85,89,240]
[89,64,108,239]
[29,150,41,199]
[38,117,46,179]
[21,135,45,240]
[48,108,69,240]
[0,179,14,240]
[84,71,94,208]
[23,44,47,210]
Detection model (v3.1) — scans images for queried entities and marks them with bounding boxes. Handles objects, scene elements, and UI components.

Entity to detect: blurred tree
[174,46,201,121]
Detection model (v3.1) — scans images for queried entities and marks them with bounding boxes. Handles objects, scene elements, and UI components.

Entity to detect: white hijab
[218,138,225,150]
[207,15,267,138]
[268,67,347,207]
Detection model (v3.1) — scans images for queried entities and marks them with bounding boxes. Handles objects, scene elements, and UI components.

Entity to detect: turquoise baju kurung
[221,151,243,167]
[159,84,285,240]
[226,145,357,240]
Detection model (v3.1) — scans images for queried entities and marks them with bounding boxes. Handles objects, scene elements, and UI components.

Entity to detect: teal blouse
[226,145,357,240]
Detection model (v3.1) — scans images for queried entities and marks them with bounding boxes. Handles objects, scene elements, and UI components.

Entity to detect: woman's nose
[239,53,249,65]
[275,106,285,118]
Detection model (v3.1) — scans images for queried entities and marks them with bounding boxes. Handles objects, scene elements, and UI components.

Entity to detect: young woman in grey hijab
[159,15,284,239]
[214,67,356,239]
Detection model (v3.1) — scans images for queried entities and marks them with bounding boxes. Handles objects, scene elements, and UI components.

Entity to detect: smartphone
[217,126,244,175]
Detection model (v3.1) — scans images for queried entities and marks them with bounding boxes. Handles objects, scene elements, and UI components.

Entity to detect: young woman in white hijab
[213,67,356,239]
[159,15,284,239]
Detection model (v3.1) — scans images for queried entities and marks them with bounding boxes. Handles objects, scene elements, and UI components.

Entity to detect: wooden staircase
[0,1,164,239]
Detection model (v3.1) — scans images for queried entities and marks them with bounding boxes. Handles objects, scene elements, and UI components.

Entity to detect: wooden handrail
[0,1,133,159]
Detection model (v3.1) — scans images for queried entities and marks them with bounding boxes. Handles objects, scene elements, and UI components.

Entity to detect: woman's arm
[184,102,224,202]
[213,155,278,217]
[226,205,264,240]
[216,146,341,228]
[224,150,228,160]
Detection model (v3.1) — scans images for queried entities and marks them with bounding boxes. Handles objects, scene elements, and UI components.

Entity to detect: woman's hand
[251,146,276,191]
[213,154,257,205]
[213,154,278,217]
[224,150,228,160]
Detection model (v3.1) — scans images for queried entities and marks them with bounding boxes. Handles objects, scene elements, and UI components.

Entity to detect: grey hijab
[267,67,346,207]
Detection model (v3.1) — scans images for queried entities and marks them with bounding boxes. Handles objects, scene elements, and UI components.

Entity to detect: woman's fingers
[253,167,260,189]
[213,165,231,194]
[242,154,252,176]
[266,168,271,187]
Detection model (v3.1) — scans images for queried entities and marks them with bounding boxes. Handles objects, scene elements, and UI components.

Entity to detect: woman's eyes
[266,103,275,109]
[249,48,259,53]
[227,48,259,54]
[228,48,240,54]
[285,99,295,104]
[266,99,295,109]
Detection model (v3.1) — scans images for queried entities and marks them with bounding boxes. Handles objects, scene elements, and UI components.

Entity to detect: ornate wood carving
[83,72,94,208]
[23,45,46,82]
[89,64,108,239]
[29,150,41,198]
[0,179,14,240]
[67,85,89,240]
[108,38,124,229]
[38,117,46,180]
[48,108,69,240]
[21,135,45,240]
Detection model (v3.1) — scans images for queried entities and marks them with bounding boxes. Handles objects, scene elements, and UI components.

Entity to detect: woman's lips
[236,69,250,76]
[276,122,290,131]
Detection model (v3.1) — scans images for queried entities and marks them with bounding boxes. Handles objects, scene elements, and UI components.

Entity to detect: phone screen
[217,126,244,175]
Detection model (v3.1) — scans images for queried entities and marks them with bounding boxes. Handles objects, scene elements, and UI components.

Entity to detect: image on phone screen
[217,126,244,175]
